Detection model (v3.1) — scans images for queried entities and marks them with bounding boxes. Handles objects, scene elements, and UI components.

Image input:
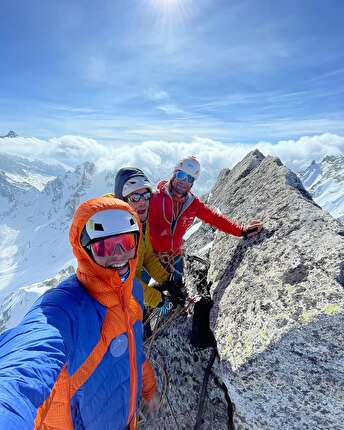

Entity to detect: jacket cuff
[143,284,163,308]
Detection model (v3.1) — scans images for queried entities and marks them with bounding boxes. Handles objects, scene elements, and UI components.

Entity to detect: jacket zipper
[164,187,194,251]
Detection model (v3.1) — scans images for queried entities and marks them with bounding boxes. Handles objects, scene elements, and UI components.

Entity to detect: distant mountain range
[300,155,344,222]
[0,150,343,332]
[0,152,68,192]
[0,156,115,301]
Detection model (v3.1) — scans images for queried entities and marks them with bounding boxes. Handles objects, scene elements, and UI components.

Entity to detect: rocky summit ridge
[149,149,344,430]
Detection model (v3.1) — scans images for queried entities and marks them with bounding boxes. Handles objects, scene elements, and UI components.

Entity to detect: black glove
[242,225,259,239]
[161,280,186,307]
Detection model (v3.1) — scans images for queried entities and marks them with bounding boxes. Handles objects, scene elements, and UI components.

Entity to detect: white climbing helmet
[80,209,139,247]
[174,155,201,180]
[122,175,152,198]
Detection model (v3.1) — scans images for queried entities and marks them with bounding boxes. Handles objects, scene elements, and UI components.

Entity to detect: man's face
[126,187,151,222]
[171,170,194,196]
[90,233,137,277]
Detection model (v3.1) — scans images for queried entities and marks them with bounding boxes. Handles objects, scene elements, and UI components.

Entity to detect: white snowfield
[0,152,343,331]
[0,157,113,312]
[300,155,344,222]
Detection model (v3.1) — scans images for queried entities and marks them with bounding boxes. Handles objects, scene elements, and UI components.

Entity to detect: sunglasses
[90,233,136,257]
[175,170,194,184]
[127,191,151,203]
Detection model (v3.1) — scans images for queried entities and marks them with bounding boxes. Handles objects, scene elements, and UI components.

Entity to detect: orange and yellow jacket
[0,197,156,430]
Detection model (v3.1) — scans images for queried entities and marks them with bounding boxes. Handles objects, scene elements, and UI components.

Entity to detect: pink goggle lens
[90,233,136,257]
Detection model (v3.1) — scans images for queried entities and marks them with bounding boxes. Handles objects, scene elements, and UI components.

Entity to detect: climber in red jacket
[147,155,263,283]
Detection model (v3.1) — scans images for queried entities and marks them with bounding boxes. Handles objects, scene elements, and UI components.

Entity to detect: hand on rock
[142,392,160,420]
[242,219,263,239]
[162,280,186,307]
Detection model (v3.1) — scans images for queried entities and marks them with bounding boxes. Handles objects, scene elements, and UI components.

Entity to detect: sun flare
[149,0,194,21]
[155,0,179,7]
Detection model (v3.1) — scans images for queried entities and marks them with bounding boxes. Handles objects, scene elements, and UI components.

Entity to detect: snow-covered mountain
[0,150,343,332]
[0,152,68,193]
[300,155,344,222]
[0,159,116,308]
[0,266,75,332]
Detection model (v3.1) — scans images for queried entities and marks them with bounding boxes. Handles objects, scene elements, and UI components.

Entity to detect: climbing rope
[193,348,218,430]
[155,252,185,278]
[140,253,231,430]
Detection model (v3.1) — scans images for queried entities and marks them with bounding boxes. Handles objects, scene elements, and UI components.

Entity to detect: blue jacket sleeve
[0,287,75,429]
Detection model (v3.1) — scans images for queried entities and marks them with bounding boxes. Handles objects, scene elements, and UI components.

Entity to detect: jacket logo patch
[110,334,128,357]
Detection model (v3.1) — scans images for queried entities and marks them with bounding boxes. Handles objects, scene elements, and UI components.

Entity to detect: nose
[176,178,187,186]
[112,244,126,255]
[137,199,147,207]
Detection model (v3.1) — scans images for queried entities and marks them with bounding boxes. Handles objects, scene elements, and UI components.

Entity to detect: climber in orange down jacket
[0,196,157,430]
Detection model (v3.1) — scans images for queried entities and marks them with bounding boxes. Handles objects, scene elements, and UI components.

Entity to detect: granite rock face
[148,150,344,430]
[190,150,344,429]
[145,315,230,430]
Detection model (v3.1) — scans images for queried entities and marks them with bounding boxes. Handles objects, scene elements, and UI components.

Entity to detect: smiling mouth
[107,262,128,269]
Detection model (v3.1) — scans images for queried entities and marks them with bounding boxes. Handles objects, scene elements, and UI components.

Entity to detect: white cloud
[157,104,184,115]
[255,132,344,171]
[93,133,344,194]
[1,132,343,194]
[145,89,170,101]
[49,136,108,163]
[0,135,107,166]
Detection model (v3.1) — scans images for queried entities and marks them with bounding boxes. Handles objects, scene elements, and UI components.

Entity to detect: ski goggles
[175,170,194,184]
[127,191,151,203]
[90,233,137,257]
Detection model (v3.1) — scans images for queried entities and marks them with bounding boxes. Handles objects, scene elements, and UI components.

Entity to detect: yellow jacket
[136,221,169,307]
[104,193,169,307]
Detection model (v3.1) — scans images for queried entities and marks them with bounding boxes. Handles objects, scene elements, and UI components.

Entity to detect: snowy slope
[0,152,67,192]
[0,161,116,306]
[300,155,344,222]
[0,266,75,331]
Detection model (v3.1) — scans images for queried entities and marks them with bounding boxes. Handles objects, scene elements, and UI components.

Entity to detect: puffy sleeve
[195,199,244,237]
[141,360,157,401]
[0,288,74,429]
[147,192,163,253]
[142,283,163,308]
[143,223,170,285]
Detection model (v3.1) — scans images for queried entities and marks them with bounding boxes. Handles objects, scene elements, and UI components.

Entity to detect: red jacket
[149,181,244,256]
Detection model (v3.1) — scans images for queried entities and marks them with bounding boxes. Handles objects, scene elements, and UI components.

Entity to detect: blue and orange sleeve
[0,289,74,429]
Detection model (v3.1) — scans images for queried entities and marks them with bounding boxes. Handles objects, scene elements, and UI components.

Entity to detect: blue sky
[1,0,344,144]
